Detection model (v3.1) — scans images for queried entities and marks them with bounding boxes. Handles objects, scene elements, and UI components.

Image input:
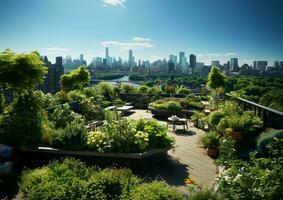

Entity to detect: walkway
[128,109,218,189]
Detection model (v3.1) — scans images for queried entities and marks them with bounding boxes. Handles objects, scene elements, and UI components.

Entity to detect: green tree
[60,66,90,92]
[207,66,227,90]
[0,49,47,91]
[0,91,45,147]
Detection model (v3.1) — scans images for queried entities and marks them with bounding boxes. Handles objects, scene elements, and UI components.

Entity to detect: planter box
[149,108,194,119]
[20,147,170,169]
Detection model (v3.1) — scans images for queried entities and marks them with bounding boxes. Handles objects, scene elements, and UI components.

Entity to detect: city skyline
[0,0,283,65]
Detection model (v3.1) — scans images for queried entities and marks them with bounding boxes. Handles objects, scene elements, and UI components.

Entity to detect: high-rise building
[178,52,186,72]
[80,54,84,63]
[168,61,175,73]
[128,49,135,71]
[230,58,239,72]
[189,54,197,74]
[105,47,110,67]
[41,56,64,94]
[169,55,177,66]
[211,60,220,67]
[253,61,267,71]
[274,61,280,71]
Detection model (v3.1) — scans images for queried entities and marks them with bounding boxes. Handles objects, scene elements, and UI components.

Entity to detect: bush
[189,190,224,200]
[176,86,191,95]
[98,82,114,101]
[49,103,78,128]
[208,111,225,129]
[0,91,44,147]
[257,129,283,155]
[217,139,283,200]
[201,131,220,148]
[149,100,182,112]
[122,84,136,93]
[21,158,181,200]
[87,119,173,153]
[53,120,87,150]
[137,85,149,93]
[129,181,183,200]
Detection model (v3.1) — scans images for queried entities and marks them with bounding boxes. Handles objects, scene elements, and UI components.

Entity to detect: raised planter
[206,147,219,158]
[149,107,194,119]
[20,147,170,169]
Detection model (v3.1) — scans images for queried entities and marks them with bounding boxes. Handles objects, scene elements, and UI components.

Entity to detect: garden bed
[20,147,170,169]
[149,107,194,119]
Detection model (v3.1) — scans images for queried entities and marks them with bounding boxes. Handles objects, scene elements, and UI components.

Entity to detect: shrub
[98,82,114,101]
[217,139,283,200]
[53,120,87,150]
[129,181,183,200]
[208,111,225,129]
[176,86,191,95]
[189,190,225,200]
[122,84,136,93]
[87,119,173,153]
[149,100,182,112]
[137,85,149,93]
[257,129,283,155]
[201,131,220,148]
[49,103,78,128]
[0,91,44,147]
[21,158,182,200]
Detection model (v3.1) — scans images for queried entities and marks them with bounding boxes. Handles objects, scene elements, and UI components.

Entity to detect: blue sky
[0,0,282,65]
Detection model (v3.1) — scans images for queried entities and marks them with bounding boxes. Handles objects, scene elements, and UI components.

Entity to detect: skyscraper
[41,56,64,94]
[230,58,239,72]
[211,60,220,67]
[189,54,197,74]
[105,47,110,67]
[128,49,135,71]
[80,54,84,63]
[178,52,186,72]
[253,61,267,71]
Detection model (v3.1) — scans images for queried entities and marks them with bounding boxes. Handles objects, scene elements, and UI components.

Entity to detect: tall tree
[60,66,90,92]
[207,66,227,90]
[0,49,47,91]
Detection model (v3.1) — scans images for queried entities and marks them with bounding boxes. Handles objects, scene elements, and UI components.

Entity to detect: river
[92,75,141,87]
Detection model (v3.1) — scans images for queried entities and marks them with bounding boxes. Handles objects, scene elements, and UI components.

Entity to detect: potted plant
[190,111,205,129]
[201,131,220,157]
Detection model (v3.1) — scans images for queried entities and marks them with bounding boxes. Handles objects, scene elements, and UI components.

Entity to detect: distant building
[105,47,110,68]
[230,58,239,72]
[253,61,267,71]
[128,49,135,71]
[178,52,187,72]
[211,60,220,67]
[189,54,197,74]
[168,61,175,73]
[41,56,64,94]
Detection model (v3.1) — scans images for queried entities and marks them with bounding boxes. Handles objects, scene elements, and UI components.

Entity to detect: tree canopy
[207,66,227,90]
[0,49,47,90]
[60,66,90,92]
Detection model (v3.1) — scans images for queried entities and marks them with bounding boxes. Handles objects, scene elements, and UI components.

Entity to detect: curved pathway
[128,109,218,189]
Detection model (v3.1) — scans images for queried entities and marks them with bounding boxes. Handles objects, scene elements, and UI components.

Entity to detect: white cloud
[102,0,127,7]
[39,47,70,54]
[132,37,151,42]
[101,39,154,50]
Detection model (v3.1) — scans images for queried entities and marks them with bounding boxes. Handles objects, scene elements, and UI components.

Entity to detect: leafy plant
[53,119,87,150]
[189,190,224,200]
[257,129,283,156]
[201,131,220,148]
[208,111,225,130]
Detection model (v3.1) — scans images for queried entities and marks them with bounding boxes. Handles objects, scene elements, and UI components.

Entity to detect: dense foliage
[61,66,90,92]
[0,49,47,90]
[21,158,183,200]
[217,138,283,200]
[87,118,174,153]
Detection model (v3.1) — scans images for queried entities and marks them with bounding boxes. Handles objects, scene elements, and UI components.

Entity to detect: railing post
[262,109,268,128]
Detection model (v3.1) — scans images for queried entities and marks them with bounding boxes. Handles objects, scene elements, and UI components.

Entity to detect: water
[92,75,141,87]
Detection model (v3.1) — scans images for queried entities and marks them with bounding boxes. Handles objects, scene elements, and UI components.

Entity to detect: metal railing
[225,94,283,129]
